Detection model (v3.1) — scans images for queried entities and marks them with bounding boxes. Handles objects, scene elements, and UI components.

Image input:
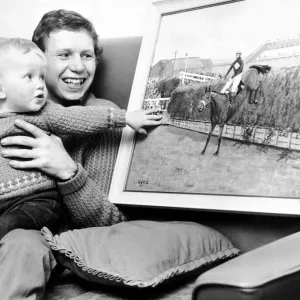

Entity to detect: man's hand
[126,108,162,134]
[1,119,77,180]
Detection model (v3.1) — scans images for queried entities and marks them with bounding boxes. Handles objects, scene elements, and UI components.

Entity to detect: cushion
[41,220,240,288]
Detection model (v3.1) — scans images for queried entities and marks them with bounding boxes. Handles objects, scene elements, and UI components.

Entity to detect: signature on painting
[133,180,149,187]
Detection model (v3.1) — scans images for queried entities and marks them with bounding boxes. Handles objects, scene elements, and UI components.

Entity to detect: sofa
[44,36,300,300]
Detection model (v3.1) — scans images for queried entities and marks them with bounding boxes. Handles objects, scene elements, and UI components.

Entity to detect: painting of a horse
[197,65,271,156]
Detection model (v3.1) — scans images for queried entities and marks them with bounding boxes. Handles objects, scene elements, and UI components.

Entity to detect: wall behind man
[0,0,149,39]
[91,36,142,109]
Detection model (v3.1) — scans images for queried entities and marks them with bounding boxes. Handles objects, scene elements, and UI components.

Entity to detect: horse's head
[198,87,213,112]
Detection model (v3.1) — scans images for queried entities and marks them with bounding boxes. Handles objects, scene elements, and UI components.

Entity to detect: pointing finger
[145,120,162,126]
[146,114,162,120]
[144,108,159,115]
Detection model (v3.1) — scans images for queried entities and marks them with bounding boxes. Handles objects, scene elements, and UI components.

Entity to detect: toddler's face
[0,48,47,113]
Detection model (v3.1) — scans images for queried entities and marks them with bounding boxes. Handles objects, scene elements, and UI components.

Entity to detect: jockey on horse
[220,50,244,104]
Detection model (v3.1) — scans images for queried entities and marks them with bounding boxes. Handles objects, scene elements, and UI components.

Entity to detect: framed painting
[109,0,300,216]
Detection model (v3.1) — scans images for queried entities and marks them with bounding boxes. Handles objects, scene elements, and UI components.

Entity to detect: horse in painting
[197,65,271,155]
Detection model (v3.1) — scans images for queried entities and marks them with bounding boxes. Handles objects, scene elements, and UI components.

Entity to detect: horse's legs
[214,125,225,156]
[248,90,253,104]
[201,124,216,155]
[253,81,262,104]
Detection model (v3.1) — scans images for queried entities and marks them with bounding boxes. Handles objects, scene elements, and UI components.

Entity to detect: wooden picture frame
[109,0,300,216]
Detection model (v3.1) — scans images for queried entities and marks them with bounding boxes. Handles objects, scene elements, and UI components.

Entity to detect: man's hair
[32,9,103,64]
[0,37,41,57]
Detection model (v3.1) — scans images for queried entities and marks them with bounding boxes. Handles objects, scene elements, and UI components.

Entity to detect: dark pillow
[41,220,240,288]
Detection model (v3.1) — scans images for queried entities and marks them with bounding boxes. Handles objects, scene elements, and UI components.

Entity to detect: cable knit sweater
[56,94,128,228]
[0,97,126,217]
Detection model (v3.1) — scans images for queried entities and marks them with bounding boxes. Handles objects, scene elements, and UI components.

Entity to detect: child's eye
[26,74,32,79]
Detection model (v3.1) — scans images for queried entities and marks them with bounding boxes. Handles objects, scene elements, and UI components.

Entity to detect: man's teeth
[63,78,85,86]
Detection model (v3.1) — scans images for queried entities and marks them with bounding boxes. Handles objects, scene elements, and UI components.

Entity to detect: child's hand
[126,108,162,134]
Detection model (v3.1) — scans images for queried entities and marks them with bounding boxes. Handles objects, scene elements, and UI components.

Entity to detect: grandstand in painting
[151,36,300,79]
[212,36,300,75]
[150,57,213,78]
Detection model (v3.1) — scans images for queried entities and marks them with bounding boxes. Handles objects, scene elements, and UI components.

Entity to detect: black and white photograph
[1,0,300,299]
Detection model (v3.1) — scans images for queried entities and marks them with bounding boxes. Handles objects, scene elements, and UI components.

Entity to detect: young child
[0,37,161,238]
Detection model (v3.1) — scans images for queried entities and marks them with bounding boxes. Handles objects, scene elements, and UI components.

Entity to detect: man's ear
[0,83,6,100]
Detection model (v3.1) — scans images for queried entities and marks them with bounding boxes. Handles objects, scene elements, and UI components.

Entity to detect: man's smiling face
[44,29,96,103]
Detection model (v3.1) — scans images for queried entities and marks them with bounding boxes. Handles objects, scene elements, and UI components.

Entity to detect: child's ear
[0,84,6,100]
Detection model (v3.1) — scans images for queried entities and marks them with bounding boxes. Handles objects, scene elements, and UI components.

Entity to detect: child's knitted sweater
[0,100,126,201]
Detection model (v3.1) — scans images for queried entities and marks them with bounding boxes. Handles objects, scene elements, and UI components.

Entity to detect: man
[0,9,161,299]
[220,50,244,103]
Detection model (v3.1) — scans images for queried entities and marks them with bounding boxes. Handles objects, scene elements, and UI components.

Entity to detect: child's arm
[42,101,162,136]
[42,101,126,136]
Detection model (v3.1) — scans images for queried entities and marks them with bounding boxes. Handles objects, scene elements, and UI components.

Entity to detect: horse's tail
[249,64,271,75]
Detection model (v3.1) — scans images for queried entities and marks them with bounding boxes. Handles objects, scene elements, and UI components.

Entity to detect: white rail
[143,98,170,111]
[179,71,218,84]
[169,118,300,151]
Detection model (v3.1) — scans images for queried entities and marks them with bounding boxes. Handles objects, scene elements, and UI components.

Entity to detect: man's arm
[224,62,234,79]
[56,99,128,227]
[57,163,127,228]
[224,59,238,78]
[0,119,78,180]
[0,119,127,227]
[55,110,128,227]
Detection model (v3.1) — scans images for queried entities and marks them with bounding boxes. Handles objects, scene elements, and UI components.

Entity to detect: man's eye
[26,74,32,79]
[58,53,69,59]
[82,54,94,60]
[40,75,45,81]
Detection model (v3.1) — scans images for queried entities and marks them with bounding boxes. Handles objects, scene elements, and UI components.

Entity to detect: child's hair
[0,37,41,58]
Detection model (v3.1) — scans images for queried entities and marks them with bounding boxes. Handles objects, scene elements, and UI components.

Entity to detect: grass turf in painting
[126,125,300,198]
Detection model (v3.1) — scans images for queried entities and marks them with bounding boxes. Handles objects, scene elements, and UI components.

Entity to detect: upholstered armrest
[192,231,300,300]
